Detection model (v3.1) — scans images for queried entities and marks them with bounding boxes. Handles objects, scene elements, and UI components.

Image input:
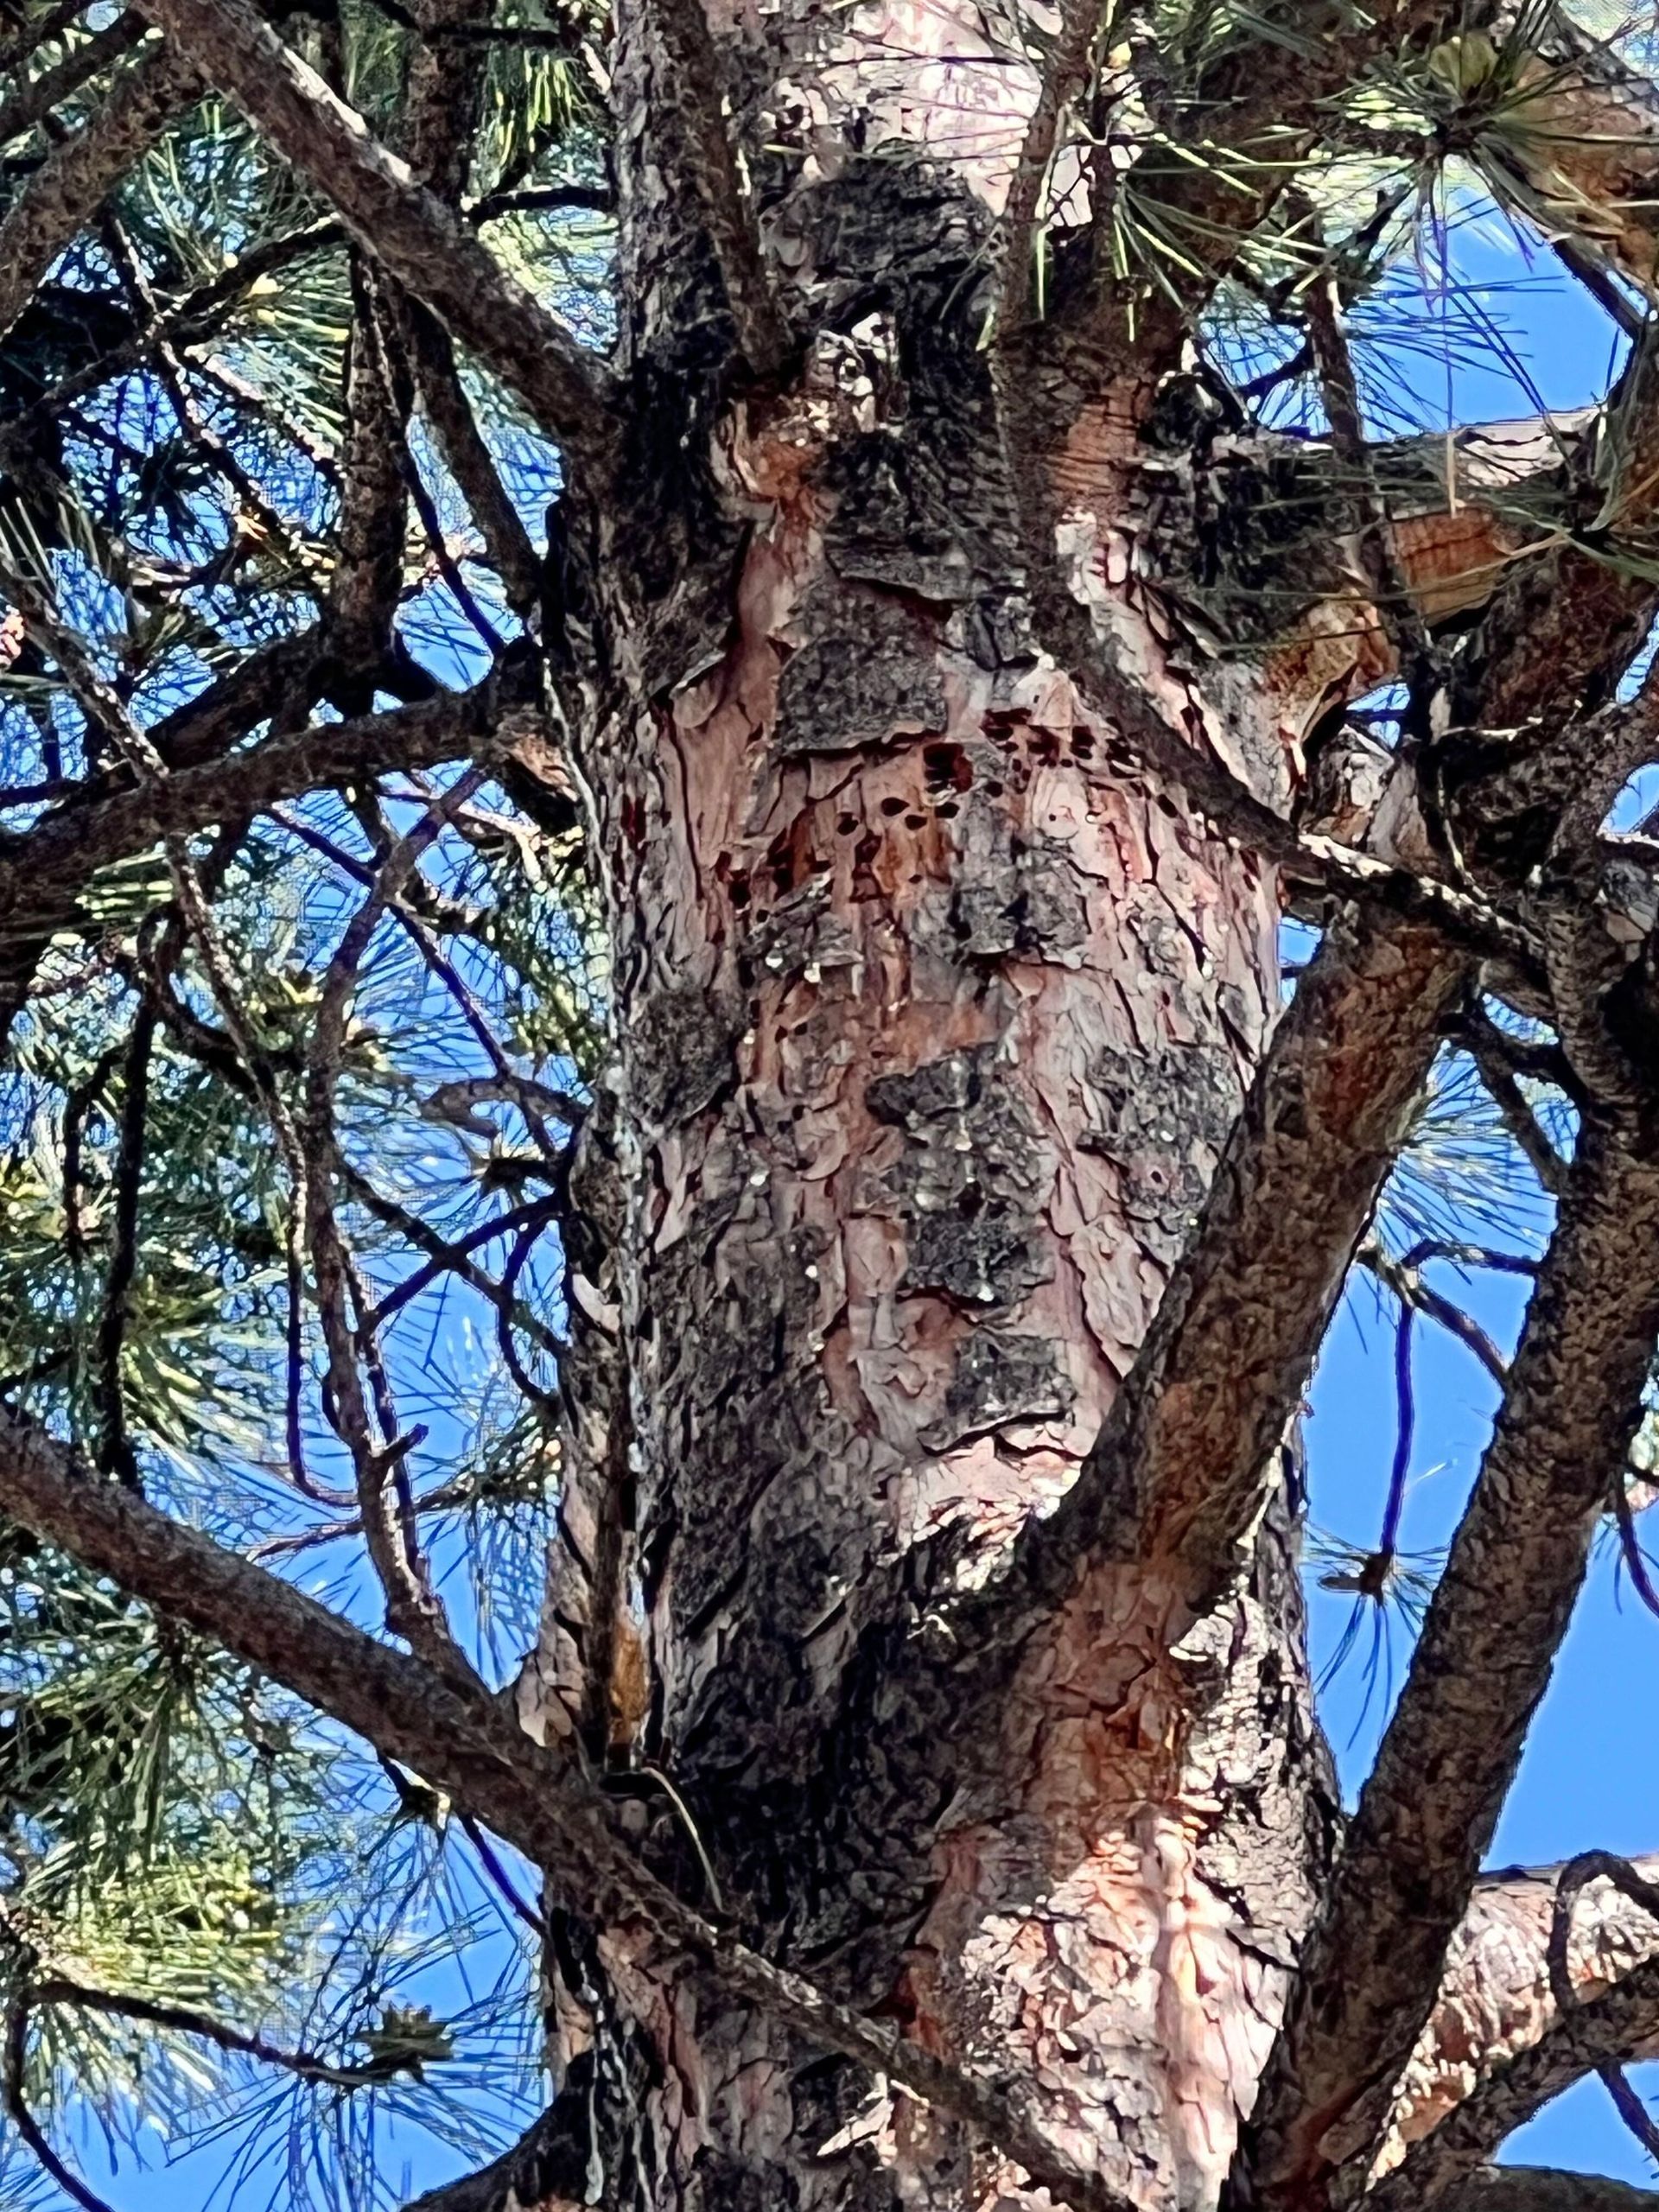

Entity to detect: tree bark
[512,29,1408,2195]
[18,3,1659,2209]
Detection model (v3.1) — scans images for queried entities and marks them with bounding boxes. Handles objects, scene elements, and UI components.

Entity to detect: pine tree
[5,1,1659,2208]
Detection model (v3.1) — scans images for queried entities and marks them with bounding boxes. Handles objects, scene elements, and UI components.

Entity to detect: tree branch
[299,772,488,1677]
[1376,1954,1659,2209]
[2,2001,117,2212]
[1442,2174,1659,2212]
[1000,906,1465,1620]
[1458,1006,1573,1199]
[995,0,1103,341]
[0,662,529,1041]
[0,10,148,150]
[0,39,197,343]
[399,299,540,614]
[1384,1853,1659,2181]
[0,1414,1140,2212]
[131,0,619,463]
[1243,1112,1659,2209]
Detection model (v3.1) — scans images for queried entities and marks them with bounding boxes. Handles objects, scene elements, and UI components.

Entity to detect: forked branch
[1243,1111,1659,2208]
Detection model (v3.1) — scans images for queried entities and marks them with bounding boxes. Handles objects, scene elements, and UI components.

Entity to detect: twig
[302,767,489,1676]
[494,1218,561,1412]
[99,210,313,576]
[458,1815,546,1938]
[92,996,156,1491]
[357,1193,561,1338]
[1458,1005,1572,1199]
[3,2002,119,2212]
[29,1974,391,2088]
[1360,1243,1516,1389]
[1611,1465,1659,1624]
[1301,239,1440,705]
[997,0,1107,339]
[400,300,540,614]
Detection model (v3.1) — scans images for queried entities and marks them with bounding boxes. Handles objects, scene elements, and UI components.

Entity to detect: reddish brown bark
[16,3,1659,2209]
[510,22,1440,2195]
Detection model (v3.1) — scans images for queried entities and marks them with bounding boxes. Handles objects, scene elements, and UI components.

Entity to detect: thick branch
[131,0,619,462]
[0,39,198,343]
[1377,1955,1659,2210]
[1443,2177,1659,2212]
[0,1416,1137,2212]
[327,259,412,662]
[1387,1854,1659,2180]
[1243,1115,1659,2209]
[1001,906,1464,1618]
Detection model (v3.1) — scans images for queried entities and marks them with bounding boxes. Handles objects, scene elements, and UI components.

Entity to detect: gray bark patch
[868,1045,1052,1305]
[1079,1039,1241,1255]
[922,1328,1076,1450]
[925,794,1090,963]
[774,592,947,757]
[632,984,746,1125]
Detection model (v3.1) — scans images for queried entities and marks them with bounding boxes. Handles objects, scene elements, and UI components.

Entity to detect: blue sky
[19,200,1659,2211]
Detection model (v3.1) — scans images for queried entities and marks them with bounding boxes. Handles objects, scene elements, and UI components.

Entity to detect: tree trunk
[512,33,1389,2196]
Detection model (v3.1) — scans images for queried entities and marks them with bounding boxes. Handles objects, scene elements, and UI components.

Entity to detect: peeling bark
[16,3,1659,2209]
[512,76,1386,2196]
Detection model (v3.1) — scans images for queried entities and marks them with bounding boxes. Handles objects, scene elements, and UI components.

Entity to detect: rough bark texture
[14,3,1659,2210]
[1246,1118,1659,2209]
[511,21,1427,2199]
